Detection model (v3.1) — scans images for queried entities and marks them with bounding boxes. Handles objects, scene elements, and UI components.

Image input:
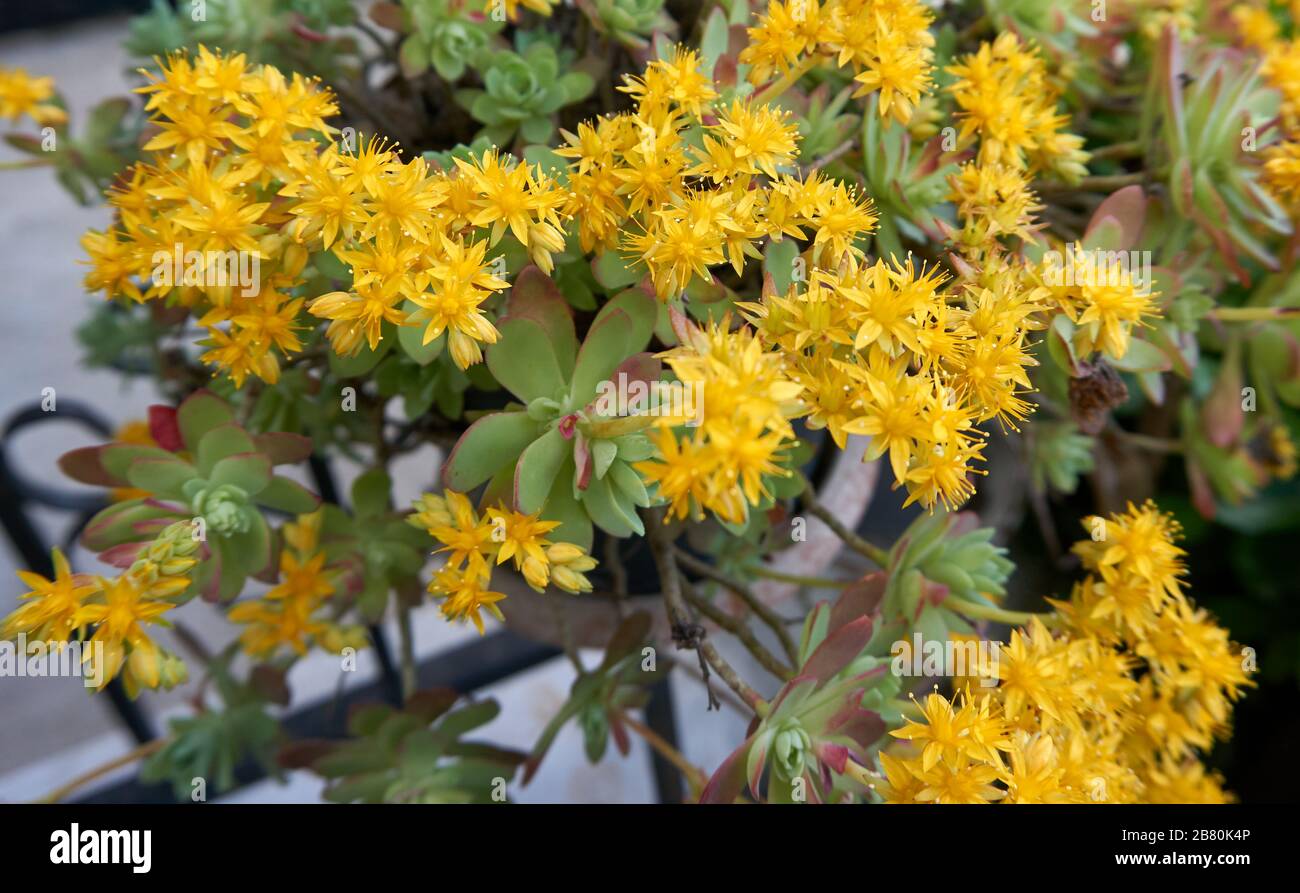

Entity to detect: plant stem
[803,137,856,174]
[796,471,891,566]
[752,57,816,105]
[1088,139,1144,161]
[37,738,168,803]
[1112,428,1184,454]
[944,596,1047,627]
[746,566,851,589]
[646,508,769,717]
[672,548,799,664]
[682,578,793,681]
[0,158,53,170]
[1036,173,1146,194]
[618,712,709,794]
[397,603,416,701]
[1209,306,1300,322]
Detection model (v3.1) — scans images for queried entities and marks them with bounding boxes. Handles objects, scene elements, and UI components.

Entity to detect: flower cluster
[556,46,878,298]
[945,32,1090,184]
[3,527,195,697]
[409,490,598,633]
[1237,3,1300,208]
[740,0,935,125]
[229,511,367,658]
[635,316,803,524]
[0,66,66,126]
[81,47,572,385]
[871,502,1252,803]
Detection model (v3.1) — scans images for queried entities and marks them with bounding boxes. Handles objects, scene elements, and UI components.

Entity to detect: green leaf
[209,453,273,495]
[256,476,321,514]
[443,411,541,492]
[398,301,446,365]
[123,456,197,497]
[101,444,176,482]
[503,266,578,379]
[177,390,235,452]
[514,426,568,514]
[592,250,643,290]
[486,317,567,402]
[540,463,593,550]
[592,439,617,480]
[351,469,392,518]
[329,338,392,378]
[581,474,642,537]
[196,424,257,477]
[569,310,635,404]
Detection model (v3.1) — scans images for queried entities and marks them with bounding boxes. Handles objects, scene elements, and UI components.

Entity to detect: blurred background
[1,1,1296,804]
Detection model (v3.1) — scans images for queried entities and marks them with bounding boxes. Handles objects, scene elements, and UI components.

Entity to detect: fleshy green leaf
[443,411,541,492]
[514,426,568,514]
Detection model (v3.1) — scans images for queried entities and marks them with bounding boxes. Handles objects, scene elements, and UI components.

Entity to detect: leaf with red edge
[828,572,886,633]
[699,740,750,804]
[58,446,124,487]
[254,432,313,466]
[799,615,875,682]
[147,405,183,451]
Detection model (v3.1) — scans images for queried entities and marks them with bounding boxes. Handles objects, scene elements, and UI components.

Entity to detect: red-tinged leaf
[1084,185,1147,251]
[368,0,404,30]
[608,352,661,391]
[609,713,631,757]
[824,702,887,751]
[254,432,313,465]
[828,572,886,632]
[813,741,849,774]
[250,663,291,706]
[1203,340,1244,448]
[98,541,143,568]
[58,446,124,487]
[147,405,183,451]
[799,615,874,682]
[574,431,593,490]
[404,688,459,723]
[278,739,336,770]
[1187,459,1218,520]
[503,265,578,379]
[698,741,750,804]
[769,676,818,720]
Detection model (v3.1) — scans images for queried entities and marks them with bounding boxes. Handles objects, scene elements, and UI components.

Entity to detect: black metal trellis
[1,401,684,803]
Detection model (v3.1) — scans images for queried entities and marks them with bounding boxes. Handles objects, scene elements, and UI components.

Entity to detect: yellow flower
[3,549,99,643]
[76,575,177,692]
[0,66,66,125]
[406,235,505,369]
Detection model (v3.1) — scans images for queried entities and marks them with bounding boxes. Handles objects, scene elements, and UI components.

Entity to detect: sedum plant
[1,0,1290,805]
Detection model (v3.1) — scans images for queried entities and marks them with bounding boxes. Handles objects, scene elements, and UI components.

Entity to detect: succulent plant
[701,577,896,804]
[291,688,526,803]
[454,41,595,145]
[60,391,320,602]
[399,0,502,82]
[1147,33,1292,283]
[882,511,1014,643]
[1029,420,1096,493]
[315,470,431,620]
[441,268,660,549]
[577,0,675,50]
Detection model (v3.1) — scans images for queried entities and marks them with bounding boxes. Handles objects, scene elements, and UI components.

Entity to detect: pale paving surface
[0,15,758,803]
